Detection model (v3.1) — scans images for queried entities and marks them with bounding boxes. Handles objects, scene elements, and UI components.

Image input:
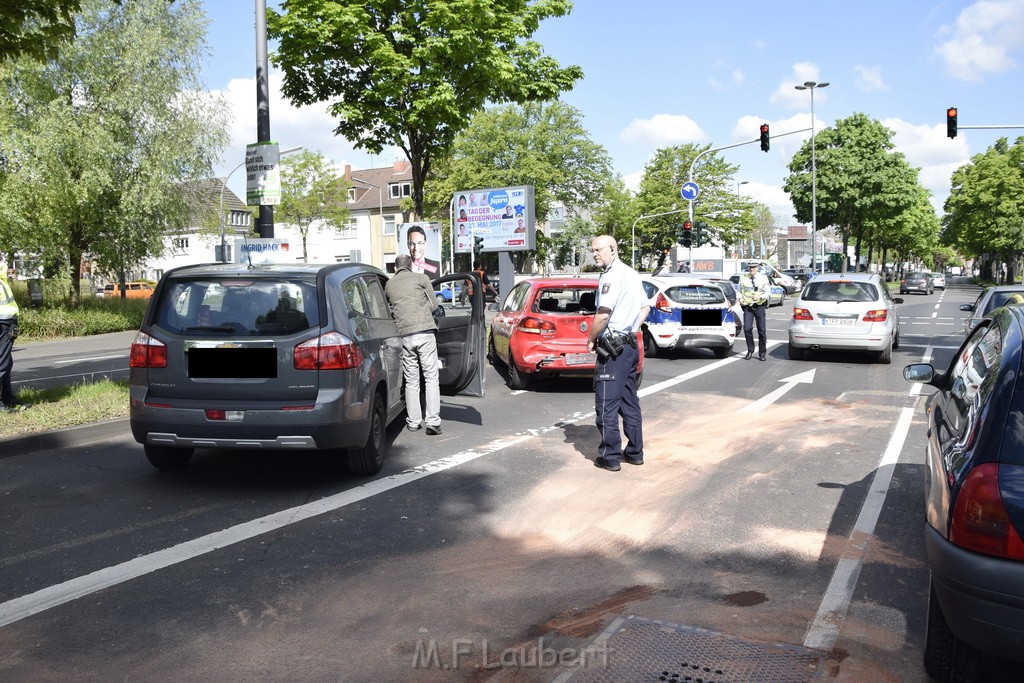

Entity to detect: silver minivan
[129,263,484,472]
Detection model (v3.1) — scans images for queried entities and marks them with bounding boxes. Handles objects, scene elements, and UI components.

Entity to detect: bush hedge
[6,279,147,339]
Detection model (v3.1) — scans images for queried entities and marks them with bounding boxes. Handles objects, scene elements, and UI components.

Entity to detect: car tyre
[893,330,900,350]
[347,392,386,475]
[507,359,532,390]
[435,293,445,303]
[643,330,659,358]
[924,581,983,682]
[144,444,194,471]
[712,346,729,359]
[878,341,892,364]
[487,334,500,367]
[788,344,805,361]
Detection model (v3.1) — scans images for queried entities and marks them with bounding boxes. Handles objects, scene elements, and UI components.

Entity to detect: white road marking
[55,354,124,364]
[802,345,931,651]
[738,369,815,414]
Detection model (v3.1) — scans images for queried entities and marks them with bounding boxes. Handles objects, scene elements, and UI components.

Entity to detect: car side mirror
[959,303,974,312]
[903,363,934,383]
[488,303,499,312]
[892,297,904,304]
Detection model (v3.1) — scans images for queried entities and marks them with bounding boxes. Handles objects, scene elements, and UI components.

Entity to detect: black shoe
[426,425,442,435]
[594,457,621,472]
[744,351,753,360]
[758,353,766,361]
[624,456,644,466]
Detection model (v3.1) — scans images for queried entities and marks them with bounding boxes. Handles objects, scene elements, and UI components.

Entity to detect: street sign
[680,182,700,201]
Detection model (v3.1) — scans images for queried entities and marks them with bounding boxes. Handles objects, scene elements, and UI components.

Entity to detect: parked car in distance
[929,272,947,290]
[899,271,934,295]
[781,267,816,287]
[903,305,1024,681]
[959,285,1024,335]
[641,275,738,359]
[788,273,902,363]
[102,281,155,299]
[129,263,484,472]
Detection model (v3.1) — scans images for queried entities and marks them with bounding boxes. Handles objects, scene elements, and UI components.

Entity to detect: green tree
[0,1,82,62]
[634,144,741,269]
[268,0,582,219]
[276,150,350,263]
[0,0,226,301]
[942,137,1024,281]
[785,113,921,273]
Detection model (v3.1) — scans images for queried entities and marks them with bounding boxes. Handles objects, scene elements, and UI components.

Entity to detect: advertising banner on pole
[453,186,534,253]
[245,141,282,206]
[234,238,290,264]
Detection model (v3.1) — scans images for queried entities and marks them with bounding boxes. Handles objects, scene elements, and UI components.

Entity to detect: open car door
[432,273,486,397]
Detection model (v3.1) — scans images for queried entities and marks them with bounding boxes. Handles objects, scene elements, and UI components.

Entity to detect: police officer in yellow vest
[738,260,771,361]
[0,275,24,411]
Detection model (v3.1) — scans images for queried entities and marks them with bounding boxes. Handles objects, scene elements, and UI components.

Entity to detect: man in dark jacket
[384,254,442,435]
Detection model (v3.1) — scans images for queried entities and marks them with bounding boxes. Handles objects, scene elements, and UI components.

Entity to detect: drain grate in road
[561,616,822,683]
[835,390,920,409]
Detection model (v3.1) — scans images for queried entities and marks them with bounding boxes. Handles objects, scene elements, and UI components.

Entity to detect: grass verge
[0,380,129,441]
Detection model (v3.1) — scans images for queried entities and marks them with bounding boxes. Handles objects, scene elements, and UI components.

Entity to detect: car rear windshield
[664,284,726,305]
[533,287,597,314]
[154,277,320,336]
[803,280,878,302]
[907,272,929,279]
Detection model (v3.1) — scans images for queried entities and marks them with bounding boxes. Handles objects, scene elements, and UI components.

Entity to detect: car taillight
[655,293,671,313]
[294,331,363,370]
[517,317,556,335]
[950,463,1024,560]
[129,331,167,368]
[863,309,888,322]
[792,307,813,321]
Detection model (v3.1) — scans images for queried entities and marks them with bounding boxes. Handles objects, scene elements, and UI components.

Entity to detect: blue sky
[202,0,1024,225]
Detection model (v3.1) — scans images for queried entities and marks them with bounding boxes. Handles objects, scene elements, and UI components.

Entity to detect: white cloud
[731,113,825,158]
[770,62,831,109]
[883,117,971,212]
[935,0,1024,81]
[618,114,706,146]
[853,65,888,92]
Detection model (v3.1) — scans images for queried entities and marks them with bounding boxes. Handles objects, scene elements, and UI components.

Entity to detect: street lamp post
[734,181,747,258]
[794,80,828,272]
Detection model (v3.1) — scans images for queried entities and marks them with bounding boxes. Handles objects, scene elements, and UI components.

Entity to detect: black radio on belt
[596,333,630,361]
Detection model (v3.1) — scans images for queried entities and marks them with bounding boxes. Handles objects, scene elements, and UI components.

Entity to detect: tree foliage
[0,0,227,300]
[785,113,925,272]
[633,144,744,269]
[942,137,1024,280]
[268,0,583,218]
[0,1,80,63]
[276,150,350,263]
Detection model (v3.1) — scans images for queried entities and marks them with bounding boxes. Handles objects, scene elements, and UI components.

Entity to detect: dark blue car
[904,304,1024,681]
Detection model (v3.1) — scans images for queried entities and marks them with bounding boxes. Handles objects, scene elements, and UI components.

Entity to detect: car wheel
[643,330,659,358]
[144,444,194,471]
[487,333,500,367]
[788,344,804,361]
[507,359,532,390]
[435,293,445,303]
[712,346,729,359]
[348,392,386,475]
[923,580,983,681]
[893,329,900,350]
[878,341,892,364]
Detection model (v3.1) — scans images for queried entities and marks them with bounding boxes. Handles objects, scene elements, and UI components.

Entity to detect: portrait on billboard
[404,223,441,275]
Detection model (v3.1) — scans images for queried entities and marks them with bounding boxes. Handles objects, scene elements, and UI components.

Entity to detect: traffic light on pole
[473,235,484,256]
[695,221,708,247]
[759,123,770,152]
[680,221,693,248]
[946,107,958,138]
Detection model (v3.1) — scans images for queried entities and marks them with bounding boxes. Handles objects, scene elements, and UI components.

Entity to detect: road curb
[0,418,131,459]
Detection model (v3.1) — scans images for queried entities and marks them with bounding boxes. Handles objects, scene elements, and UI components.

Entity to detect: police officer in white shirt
[738,260,771,361]
[586,235,650,472]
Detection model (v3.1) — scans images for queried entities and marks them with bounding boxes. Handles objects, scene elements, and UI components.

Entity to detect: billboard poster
[401,222,442,275]
[453,185,534,253]
[245,141,282,206]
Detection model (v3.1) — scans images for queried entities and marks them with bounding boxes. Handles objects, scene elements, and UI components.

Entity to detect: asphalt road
[2,276,1012,681]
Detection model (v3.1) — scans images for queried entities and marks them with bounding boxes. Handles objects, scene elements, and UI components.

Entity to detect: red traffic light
[759,123,770,152]
[946,107,958,138]
[683,221,692,230]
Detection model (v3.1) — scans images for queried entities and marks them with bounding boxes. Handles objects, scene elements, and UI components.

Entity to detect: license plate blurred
[822,318,856,326]
[565,353,595,365]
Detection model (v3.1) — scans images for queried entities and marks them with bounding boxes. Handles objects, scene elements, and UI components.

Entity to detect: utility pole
[255,0,273,238]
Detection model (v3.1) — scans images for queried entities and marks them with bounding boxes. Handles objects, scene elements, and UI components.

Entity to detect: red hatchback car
[488,278,644,390]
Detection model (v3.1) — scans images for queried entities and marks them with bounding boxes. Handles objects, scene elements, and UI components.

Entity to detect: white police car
[640,275,738,358]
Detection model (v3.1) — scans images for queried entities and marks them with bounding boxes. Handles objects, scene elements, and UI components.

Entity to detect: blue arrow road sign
[680,182,700,201]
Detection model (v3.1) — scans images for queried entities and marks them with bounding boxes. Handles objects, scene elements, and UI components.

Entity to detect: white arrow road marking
[738,368,816,414]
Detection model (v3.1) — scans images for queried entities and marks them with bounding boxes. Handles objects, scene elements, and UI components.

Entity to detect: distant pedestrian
[587,235,649,472]
[385,254,442,435]
[738,260,770,361]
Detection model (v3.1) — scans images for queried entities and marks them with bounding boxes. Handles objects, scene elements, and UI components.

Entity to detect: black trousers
[594,342,643,464]
[743,304,767,355]
[0,321,15,408]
